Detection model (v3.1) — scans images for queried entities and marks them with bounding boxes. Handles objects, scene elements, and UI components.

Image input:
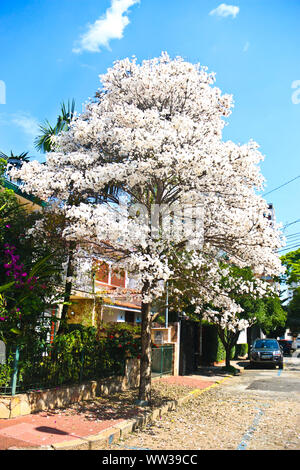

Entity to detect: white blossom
[9,53,284,311]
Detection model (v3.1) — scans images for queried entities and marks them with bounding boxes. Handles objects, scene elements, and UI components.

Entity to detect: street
[108,354,300,451]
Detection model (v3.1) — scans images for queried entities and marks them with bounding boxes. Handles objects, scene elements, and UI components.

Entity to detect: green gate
[151,345,174,377]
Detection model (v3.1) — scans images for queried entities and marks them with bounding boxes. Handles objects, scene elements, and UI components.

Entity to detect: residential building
[67,260,142,328]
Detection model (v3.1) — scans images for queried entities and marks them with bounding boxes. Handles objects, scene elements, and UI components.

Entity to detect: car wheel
[278,363,283,369]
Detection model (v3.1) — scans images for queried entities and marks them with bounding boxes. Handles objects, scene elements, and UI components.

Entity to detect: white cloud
[11,112,39,138]
[209,3,240,18]
[73,0,140,54]
[0,111,40,154]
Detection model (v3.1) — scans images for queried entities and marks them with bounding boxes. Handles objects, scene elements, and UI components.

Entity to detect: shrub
[0,323,142,393]
[202,324,226,364]
[235,343,248,358]
[0,353,14,388]
[98,322,142,363]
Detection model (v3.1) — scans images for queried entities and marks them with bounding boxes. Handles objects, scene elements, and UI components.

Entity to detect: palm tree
[34,100,77,332]
[35,99,76,153]
[0,150,30,168]
[0,150,31,185]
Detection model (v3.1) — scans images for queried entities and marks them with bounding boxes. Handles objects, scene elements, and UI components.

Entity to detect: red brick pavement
[0,411,124,449]
[158,375,215,389]
[0,374,219,450]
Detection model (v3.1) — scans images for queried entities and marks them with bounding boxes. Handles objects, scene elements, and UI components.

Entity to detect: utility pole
[165,281,169,328]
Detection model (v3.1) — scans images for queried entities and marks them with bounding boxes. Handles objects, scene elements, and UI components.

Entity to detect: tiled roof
[113,300,141,310]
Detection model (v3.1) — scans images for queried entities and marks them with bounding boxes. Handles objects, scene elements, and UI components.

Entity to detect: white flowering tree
[196,265,274,368]
[168,253,278,368]
[10,53,283,402]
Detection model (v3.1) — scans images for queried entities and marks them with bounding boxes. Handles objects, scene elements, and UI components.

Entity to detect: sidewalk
[0,361,244,450]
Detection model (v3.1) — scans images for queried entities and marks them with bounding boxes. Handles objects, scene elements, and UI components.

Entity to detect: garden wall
[0,357,140,419]
[151,323,180,376]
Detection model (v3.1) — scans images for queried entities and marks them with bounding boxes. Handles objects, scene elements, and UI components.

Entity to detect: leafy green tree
[256,295,286,337]
[286,287,300,336]
[281,248,300,287]
[280,248,300,336]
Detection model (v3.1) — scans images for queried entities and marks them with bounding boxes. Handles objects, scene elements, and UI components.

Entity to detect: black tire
[278,362,283,369]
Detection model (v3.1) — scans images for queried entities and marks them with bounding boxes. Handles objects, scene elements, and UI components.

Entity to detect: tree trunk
[218,327,235,369]
[225,346,231,368]
[223,330,240,369]
[138,301,152,404]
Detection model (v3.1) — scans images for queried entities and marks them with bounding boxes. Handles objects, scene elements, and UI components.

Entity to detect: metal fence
[151,345,174,377]
[0,343,125,396]
[1,340,170,395]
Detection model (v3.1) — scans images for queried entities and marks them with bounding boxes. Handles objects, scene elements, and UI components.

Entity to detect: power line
[286,231,300,238]
[283,218,300,229]
[278,243,300,253]
[263,175,300,197]
[282,236,300,244]
[282,242,300,249]
[284,234,300,241]
[280,244,300,251]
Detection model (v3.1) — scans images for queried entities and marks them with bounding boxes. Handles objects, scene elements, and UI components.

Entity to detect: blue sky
[0,0,299,245]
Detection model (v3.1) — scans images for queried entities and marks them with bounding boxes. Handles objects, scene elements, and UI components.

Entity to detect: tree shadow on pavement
[195,361,247,376]
[42,387,185,423]
[35,426,69,435]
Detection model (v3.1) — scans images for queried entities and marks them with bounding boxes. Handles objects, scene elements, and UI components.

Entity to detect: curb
[9,370,241,451]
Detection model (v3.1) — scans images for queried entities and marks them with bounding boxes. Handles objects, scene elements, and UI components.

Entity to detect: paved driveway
[107,357,300,450]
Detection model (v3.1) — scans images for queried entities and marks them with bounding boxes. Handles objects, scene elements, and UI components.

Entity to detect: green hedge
[201,324,224,364]
[201,324,236,364]
[234,343,248,358]
[0,323,142,393]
